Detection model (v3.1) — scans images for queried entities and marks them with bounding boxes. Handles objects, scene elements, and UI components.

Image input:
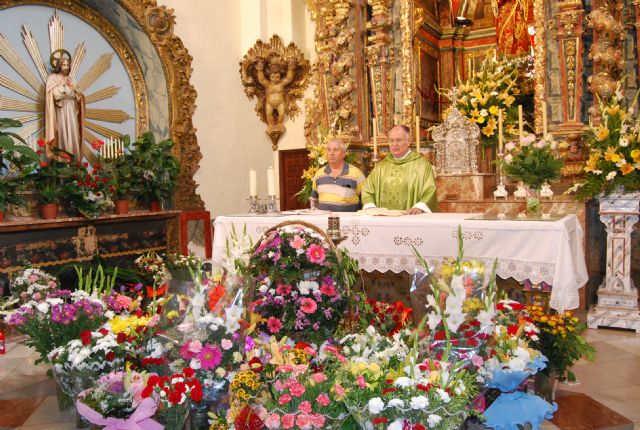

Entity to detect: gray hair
[326,138,346,150]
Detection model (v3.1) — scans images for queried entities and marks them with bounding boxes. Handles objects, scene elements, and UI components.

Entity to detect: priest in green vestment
[362,124,437,214]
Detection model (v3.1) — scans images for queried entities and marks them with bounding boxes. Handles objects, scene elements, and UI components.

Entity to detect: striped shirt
[311,163,365,212]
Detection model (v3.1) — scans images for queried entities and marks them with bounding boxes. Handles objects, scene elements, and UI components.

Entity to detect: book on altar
[356,207,405,216]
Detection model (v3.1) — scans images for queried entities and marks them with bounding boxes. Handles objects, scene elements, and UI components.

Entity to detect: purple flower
[244,336,255,352]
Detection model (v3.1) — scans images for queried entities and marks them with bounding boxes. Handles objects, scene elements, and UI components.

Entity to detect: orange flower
[620,163,634,175]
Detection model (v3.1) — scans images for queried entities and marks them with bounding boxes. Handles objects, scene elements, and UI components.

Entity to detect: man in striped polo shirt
[310,138,365,212]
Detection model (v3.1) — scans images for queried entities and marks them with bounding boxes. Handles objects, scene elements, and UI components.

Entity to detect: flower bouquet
[3,289,105,364]
[64,162,114,218]
[77,370,162,429]
[141,368,204,430]
[248,224,355,344]
[527,305,595,383]
[570,82,640,199]
[498,134,563,217]
[365,299,413,337]
[9,267,58,302]
[476,305,556,430]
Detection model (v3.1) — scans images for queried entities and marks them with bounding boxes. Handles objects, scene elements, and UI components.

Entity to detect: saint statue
[45,49,85,161]
[491,0,531,56]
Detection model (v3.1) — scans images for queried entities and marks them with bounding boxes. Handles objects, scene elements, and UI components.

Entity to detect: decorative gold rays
[0,10,132,148]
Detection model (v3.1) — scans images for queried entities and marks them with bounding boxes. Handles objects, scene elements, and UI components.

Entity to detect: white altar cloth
[212,212,588,312]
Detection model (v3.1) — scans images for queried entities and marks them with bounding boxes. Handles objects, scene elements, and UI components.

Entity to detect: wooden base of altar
[0,210,181,285]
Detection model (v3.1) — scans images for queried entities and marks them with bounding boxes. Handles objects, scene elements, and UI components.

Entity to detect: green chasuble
[361,151,437,211]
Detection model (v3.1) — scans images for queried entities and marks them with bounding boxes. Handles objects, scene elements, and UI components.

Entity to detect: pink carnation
[278,393,292,405]
[306,244,326,264]
[316,393,330,406]
[296,414,313,430]
[264,413,280,429]
[311,372,327,383]
[290,235,306,249]
[357,374,366,389]
[298,400,313,413]
[311,414,326,428]
[333,383,345,397]
[179,339,202,360]
[282,414,295,429]
[267,316,283,333]
[300,298,318,314]
[290,383,305,397]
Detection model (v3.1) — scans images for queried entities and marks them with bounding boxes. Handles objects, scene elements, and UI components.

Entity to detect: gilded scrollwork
[533,0,547,135]
[239,35,310,150]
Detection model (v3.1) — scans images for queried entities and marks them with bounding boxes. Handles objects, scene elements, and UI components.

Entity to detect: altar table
[212,212,588,312]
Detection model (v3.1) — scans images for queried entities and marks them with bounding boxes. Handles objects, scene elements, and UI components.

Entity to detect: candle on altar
[267,166,275,196]
[518,105,524,144]
[249,169,257,196]
[372,119,378,159]
[542,101,548,141]
[498,109,503,153]
[415,115,420,153]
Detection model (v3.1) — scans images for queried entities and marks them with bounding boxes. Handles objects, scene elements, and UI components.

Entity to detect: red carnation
[434,330,447,341]
[148,375,161,387]
[416,383,431,392]
[39,161,47,168]
[190,384,203,402]
[141,385,153,399]
[80,330,92,346]
[412,424,426,430]
[168,390,182,405]
[105,351,116,361]
[116,332,127,343]
[98,328,109,336]
[102,177,109,183]
[507,324,520,336]
[372,417,389,425]
[382,387,396,394]
[83,162,89,167]
[183,367,195,378]
[37,139,46,147]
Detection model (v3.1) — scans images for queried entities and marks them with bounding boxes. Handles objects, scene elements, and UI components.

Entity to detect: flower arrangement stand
[587,191,640,333]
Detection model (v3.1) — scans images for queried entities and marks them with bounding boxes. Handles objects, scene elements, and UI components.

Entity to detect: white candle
[249,169,257,196]
[518,105,524,144]
[372,119,378,159]
[498,109,503,153]
[542,101,548,141]
[415,115,420,153]
[267,166,275,196]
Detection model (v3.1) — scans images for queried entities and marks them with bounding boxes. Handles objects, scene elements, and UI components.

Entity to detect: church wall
[161,0,315,216]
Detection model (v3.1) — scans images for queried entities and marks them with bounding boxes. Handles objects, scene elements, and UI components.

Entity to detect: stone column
[587,191,640,333]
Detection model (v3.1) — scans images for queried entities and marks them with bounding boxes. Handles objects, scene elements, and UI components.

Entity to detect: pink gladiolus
[306,244,325,263]
[316,393,330,406]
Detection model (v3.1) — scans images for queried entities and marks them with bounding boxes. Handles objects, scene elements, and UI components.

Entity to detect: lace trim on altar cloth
[356,254,555,286]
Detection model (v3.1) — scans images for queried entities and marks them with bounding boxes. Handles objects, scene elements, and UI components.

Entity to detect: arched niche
[0,0,204,211]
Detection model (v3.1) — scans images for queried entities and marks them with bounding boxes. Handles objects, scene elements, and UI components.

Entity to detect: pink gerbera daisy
[267,316,283,333]
[300,298,318,314]
[197,344,222,369]
[306,244,325,263]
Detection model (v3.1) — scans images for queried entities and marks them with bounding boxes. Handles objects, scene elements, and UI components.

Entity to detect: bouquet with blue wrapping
[476,316,557,430]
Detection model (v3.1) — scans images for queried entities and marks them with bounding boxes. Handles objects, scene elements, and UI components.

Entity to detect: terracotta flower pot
[149,200,161,212]
[39,203,58,220]
[0,210,4,222]
[114,199,129,215]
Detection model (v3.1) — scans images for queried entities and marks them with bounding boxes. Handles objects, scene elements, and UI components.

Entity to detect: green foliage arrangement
[0,118,40,211]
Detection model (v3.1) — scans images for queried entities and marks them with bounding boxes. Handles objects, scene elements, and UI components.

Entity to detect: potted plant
[0,118,40,221]
[61,161,114,218]
[101,137,133,214]
[129,132,180,211]
[31,146,74,220]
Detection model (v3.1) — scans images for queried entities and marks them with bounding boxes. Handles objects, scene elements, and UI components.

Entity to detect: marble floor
[0,327,639,430]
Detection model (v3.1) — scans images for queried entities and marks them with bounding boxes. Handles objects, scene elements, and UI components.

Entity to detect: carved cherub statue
[240,35,310,150]
[256,58,296,133]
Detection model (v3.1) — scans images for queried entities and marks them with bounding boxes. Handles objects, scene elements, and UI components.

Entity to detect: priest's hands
[405,207,424,215]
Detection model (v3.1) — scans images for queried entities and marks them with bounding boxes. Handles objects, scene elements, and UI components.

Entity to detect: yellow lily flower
[620,163,634,175]
[488,105,499,115]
